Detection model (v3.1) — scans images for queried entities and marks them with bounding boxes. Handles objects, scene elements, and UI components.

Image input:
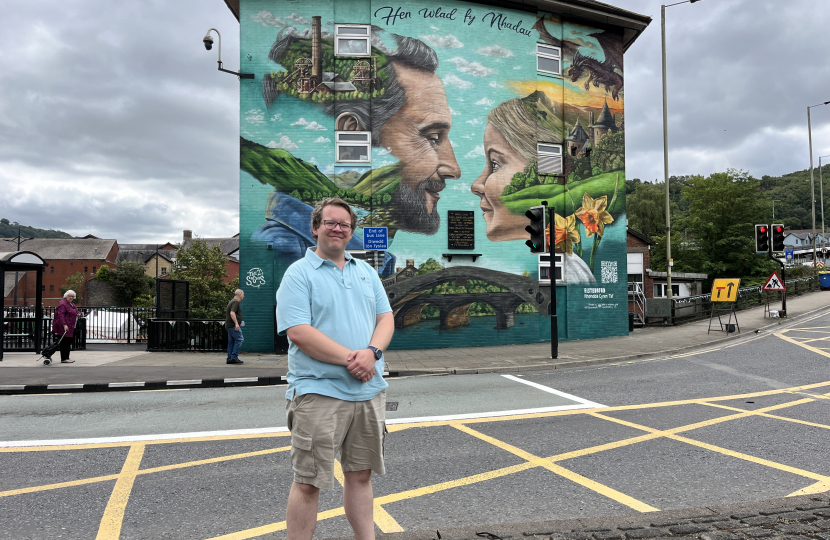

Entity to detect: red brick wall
[4,258,116,307]
[224,259,239,284]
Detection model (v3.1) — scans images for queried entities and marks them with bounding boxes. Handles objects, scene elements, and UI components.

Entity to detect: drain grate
[386,401,399,411]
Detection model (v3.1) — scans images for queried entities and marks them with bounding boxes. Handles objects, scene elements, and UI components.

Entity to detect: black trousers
[56,334,74,361]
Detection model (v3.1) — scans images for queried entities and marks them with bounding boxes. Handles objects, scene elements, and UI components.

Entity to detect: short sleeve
[276,266,312,334]
[372,271,392,315]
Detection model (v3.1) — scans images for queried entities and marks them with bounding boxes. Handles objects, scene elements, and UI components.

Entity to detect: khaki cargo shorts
[286,391,387,490]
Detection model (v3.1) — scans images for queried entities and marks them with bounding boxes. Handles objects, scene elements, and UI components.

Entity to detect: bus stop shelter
[1,251,47,361]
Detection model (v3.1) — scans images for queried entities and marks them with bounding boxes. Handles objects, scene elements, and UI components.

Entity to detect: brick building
[181,230,240,284]
[1,238,119,307]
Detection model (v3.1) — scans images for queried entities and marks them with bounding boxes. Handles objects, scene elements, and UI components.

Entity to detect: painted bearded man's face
[379,62,461,235]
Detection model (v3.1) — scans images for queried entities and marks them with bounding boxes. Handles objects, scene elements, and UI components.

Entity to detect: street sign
[362,227,388,250]
[762,271,786,291]
[711,278,740,302]
[785,248,794,262]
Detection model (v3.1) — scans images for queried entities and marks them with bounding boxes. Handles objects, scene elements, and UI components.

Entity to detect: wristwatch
[367,346,382,360]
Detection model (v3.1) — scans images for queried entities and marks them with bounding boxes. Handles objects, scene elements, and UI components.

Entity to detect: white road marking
[0,427,290,448]
[1,375,607,448]
[500,374,606,408]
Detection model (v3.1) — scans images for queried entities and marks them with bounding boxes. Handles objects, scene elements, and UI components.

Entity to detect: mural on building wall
[239,2,628,350]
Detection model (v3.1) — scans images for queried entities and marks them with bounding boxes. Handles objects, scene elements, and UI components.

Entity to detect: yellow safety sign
[711,278,740,302]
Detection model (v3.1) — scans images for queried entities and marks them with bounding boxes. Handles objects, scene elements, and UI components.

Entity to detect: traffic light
[771,224,785,252]
[525,206,547,253]
[755,224,770,253]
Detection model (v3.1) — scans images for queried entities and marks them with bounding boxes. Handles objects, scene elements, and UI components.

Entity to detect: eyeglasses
[321,220,352,231]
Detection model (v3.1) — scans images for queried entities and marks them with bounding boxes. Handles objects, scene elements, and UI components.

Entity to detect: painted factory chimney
[312,16,322,81]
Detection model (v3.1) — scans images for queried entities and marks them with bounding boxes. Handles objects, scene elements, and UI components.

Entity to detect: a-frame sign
[762,271,786,291]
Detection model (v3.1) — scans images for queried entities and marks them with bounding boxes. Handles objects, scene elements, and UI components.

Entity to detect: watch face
[370,347,382,359]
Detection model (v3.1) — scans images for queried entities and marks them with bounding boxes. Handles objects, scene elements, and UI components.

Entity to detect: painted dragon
[532,17,624,101]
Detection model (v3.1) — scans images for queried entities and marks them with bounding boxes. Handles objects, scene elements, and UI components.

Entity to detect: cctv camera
[203,35,214,50]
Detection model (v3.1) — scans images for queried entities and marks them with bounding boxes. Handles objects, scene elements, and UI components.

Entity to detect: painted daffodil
[575,193,614,238]
[546,213,580,256]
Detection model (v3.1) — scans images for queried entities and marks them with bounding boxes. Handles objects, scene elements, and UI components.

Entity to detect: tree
[678,169,775,281]
[626,181,675,240]
[108,262,154,306]
[61,272,86,304]
[590,131,625,172]
[170,238,237,318]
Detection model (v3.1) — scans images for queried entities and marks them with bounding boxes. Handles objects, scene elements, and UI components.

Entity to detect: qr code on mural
[600,261,618,284]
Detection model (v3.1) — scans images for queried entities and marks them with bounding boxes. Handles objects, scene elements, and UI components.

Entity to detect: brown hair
[310,198,358,239]
[487,98,562,162]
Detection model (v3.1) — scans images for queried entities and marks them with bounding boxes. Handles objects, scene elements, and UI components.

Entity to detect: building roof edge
[219,0,650,51]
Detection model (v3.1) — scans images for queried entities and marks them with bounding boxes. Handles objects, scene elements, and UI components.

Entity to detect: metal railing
[2,306,154,344]
[667,276,819,325]
[147,319,227,352]
[2,318,87,352]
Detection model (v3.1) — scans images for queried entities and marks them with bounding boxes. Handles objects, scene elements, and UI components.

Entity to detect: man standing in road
[276,197,394,540]
[225,289,245,365]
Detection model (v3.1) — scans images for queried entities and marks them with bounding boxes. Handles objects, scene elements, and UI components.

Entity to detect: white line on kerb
[500,374,606,408]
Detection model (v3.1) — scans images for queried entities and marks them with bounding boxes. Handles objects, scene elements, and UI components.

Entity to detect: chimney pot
[183,230,193,242]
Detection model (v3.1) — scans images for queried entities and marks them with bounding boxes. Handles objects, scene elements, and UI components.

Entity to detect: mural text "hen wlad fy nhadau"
[373,6,532,36]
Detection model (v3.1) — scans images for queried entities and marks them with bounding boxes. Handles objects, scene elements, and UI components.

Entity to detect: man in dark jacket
[225,289,245,364]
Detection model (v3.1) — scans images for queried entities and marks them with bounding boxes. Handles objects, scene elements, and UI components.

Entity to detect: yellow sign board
[711,278,741,302]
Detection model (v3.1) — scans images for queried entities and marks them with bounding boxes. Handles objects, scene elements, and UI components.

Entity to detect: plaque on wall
[448,210,475,250]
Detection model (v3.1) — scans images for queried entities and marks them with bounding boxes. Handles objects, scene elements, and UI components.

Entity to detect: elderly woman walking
[53,290,79,363]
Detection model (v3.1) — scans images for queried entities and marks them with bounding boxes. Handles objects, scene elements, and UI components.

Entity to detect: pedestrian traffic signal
[755,224,770,253]
[525,206,547,253]
[771,223,785,252]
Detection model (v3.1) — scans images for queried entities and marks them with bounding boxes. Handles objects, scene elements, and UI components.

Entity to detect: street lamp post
[662,0,702,300]
[807,101,830,265]
[772,199,780,222]
[819,155,830,254]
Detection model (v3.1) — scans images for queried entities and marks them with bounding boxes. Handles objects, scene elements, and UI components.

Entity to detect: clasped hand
[346,349,376,382]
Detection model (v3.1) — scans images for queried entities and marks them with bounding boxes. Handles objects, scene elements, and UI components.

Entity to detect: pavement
[361,493,830,540]
[0,290,828,392]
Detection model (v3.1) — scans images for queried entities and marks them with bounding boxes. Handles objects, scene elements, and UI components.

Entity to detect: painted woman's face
[471,123,532,242]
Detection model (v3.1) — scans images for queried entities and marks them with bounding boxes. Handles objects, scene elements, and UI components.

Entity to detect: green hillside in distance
[240,137,338,194]
[331,169,364,189]
[0,218,73,239]
[353,163,404,197]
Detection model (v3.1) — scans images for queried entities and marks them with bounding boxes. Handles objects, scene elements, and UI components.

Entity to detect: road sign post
[761,270,787,318]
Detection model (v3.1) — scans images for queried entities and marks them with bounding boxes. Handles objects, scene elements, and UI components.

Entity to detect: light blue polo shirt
[276,247,392,401]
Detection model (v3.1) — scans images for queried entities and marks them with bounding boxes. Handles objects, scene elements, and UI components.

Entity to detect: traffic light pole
[544,201,558,359]
[768,252,787,317]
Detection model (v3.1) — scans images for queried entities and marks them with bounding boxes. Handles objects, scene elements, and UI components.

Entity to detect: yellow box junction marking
[451,423,659,512]
[333,460,404,533]
[95,444,145,540]
[1,345,829,540]
[711,278,741,302]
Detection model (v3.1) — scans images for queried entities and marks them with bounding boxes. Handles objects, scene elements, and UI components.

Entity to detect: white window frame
[536,44,561,76]
[335,24,371,57]
[537,143,563,175]
[335,131,372,163]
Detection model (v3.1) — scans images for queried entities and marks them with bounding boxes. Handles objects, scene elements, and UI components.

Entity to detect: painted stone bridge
[383,266,552,330]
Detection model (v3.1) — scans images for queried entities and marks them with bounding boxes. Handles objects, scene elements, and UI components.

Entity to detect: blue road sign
[363,227,388,250]
[785,248,794,262]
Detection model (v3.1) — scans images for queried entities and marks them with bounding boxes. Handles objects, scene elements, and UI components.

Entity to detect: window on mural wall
[336,131,371,163]
[335,25,370,56]
[537,143,563,174]
[536,44,561,76]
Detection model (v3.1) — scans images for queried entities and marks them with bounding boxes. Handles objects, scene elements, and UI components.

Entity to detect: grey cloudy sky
[1,0,829,242]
